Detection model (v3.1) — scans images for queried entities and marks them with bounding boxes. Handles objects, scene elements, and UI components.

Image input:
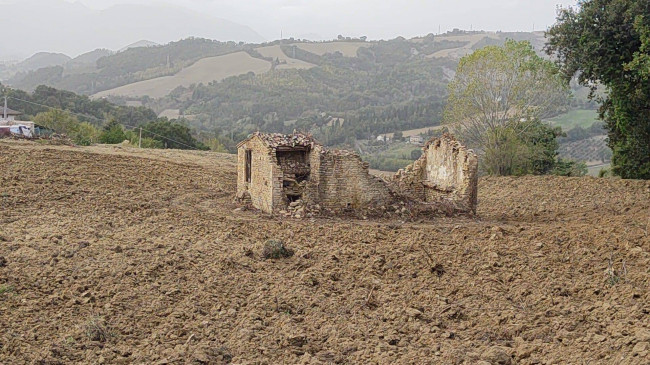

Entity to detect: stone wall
[394,134,478,214]
[237,133,478,217]
[236,136,275,214]
[304,146,395,213]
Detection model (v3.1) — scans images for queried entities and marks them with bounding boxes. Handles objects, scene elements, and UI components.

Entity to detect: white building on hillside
[1,106,34,137]
[1,106,21,122]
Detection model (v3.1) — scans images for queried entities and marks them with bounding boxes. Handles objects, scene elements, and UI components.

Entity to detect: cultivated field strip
[0,141,648,364]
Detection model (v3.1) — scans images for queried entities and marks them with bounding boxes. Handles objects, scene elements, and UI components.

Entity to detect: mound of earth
[0,140,648,364]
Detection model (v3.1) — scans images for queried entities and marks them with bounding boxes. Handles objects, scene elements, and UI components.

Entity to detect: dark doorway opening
[245,150,252,183]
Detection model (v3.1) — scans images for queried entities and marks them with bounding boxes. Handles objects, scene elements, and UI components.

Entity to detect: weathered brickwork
[394,134,478,213]
[236,136,276,213]
[237,133,318,214]
[237,132,478,216]
[303,146,394,213]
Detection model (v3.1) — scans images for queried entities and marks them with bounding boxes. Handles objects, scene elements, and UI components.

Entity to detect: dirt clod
[262,239,294,259]
[83,316,112,343]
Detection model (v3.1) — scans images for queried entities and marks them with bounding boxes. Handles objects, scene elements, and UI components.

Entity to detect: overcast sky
[66,0,578,40]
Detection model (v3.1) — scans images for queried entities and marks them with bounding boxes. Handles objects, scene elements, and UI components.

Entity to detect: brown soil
[1,140,649,364]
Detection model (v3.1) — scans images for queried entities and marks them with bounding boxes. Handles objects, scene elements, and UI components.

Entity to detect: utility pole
[3,95,7,120]
[139,127,142,148]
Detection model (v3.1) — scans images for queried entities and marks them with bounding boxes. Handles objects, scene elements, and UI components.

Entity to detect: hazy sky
[67,0,578,40]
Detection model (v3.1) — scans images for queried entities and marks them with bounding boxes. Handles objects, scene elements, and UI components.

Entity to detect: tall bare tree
[444,40,569,151]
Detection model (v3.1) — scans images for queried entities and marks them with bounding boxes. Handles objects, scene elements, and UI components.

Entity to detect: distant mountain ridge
[119,41,160,53]
[5,31,548,97]
[0,0,265,60]
[16,52,71,73]
[68,49,114,67]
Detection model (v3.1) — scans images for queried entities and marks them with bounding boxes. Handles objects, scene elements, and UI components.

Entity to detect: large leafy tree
[33,110,99,146]
[546,0,650,179]
[444,40,569,174]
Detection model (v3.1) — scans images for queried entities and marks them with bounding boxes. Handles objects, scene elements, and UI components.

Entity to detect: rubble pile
[256,131,316,148]
[279,199,321,219]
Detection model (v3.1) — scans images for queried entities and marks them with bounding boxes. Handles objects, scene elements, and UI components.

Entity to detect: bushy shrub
[33,110,99,146]
[124,130,164,149]
[99,119,127,144]
[552,159,587,177]
[74,122,99,146]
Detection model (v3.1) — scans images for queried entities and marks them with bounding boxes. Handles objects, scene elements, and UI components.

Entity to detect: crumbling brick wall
[304,146,394,214]
[394,134,478,214]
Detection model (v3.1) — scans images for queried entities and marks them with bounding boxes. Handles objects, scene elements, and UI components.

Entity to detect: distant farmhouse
[236,132,478,217]
[0,105,35,137]
[408,135,424,145]
[1,106,21,122]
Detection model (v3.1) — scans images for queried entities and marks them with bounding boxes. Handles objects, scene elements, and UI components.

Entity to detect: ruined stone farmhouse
[236,132,478,216]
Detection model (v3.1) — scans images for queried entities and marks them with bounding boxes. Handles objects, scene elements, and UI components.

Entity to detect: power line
[7,96,201,151]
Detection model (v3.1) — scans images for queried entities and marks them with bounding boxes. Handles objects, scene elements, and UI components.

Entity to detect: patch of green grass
[362,142,422,172]
[0,284,15,295]
[379,142,423,160]
[546,109,599,130]
[588,163,611,177]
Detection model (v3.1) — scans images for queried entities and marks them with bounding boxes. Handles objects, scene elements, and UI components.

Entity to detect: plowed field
[1,141,649,364]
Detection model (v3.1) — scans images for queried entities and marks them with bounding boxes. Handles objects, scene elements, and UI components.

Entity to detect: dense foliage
[444,40,569,149]
[482,120,585,176]
[2,83,204,150]
[98,119,127,144]
[546,0,650,179]
[3,84,157,127]
[33,110,98,146]
[139,120,208,150]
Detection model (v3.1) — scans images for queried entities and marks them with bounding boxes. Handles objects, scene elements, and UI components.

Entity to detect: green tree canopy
[546,0,650,179]
[33,109,79,135]
[99,119,127,144]
[444,40,569,150]
[33,110,99,146]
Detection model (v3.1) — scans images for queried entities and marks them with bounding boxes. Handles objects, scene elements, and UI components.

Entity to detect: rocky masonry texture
[305,146,395,213]
[394,134,478,213]
[237,132,478,215]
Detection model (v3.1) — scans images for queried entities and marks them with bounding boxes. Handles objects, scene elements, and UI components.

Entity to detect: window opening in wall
[245,149,252,183]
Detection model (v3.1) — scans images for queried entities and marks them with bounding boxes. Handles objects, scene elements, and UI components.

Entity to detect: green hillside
[8,38,246,94]
[5,31,579,155]
[547,109,599,130]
